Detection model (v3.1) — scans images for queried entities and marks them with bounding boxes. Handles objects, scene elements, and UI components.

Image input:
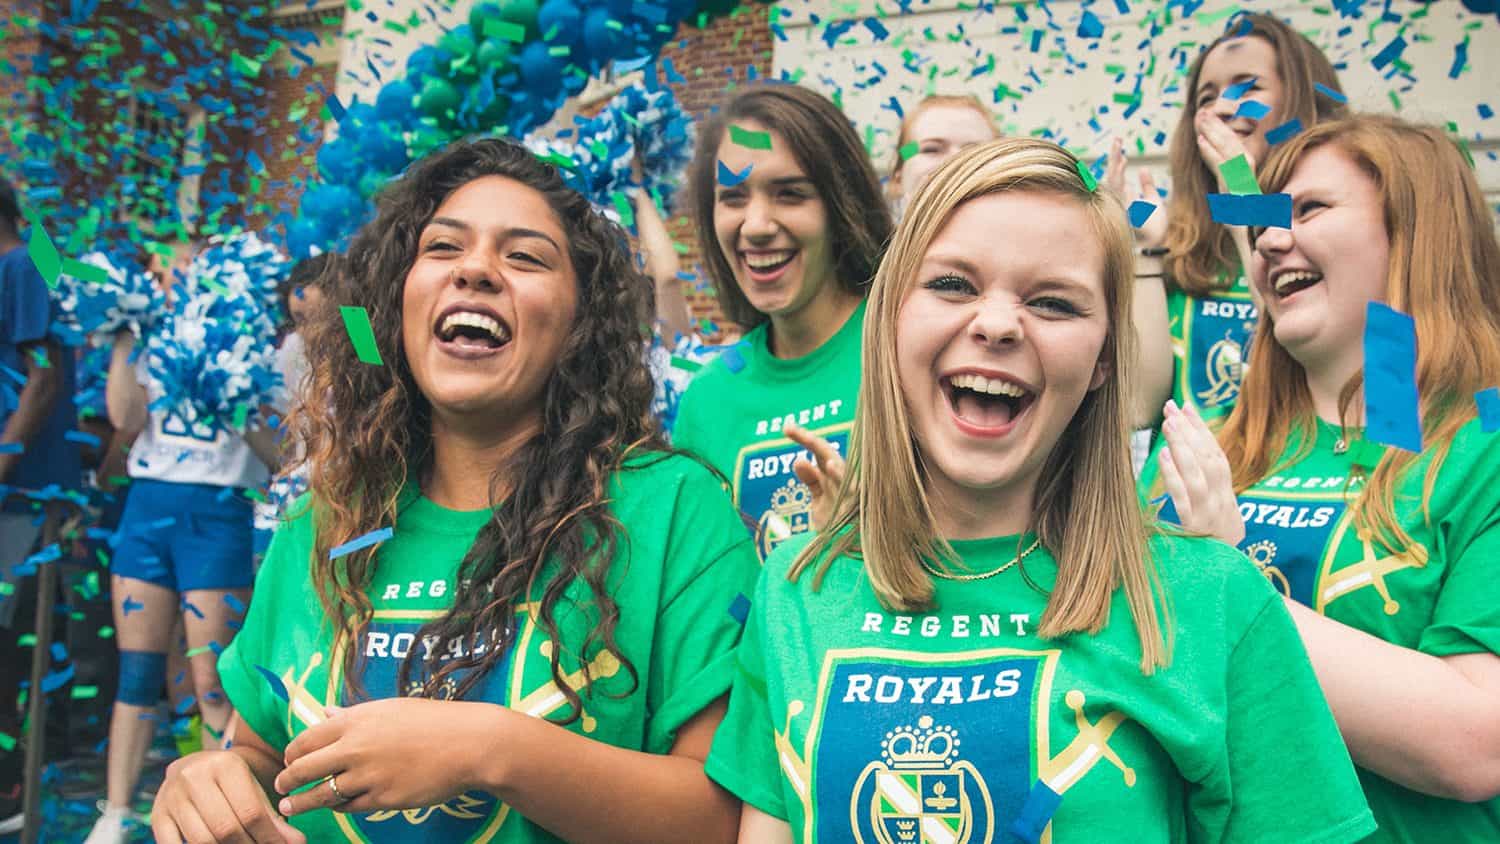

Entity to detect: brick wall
[247,57,338,234]
[0,0,42,177]
[657,4,773,336]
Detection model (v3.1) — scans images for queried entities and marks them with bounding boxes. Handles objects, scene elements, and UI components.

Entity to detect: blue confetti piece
[41,665,75,694]
[728,593,751,625]
[720,346,747,374]
[1077,10,1104,38]
[0,443,22,454]
[1221,77,1256,101]
[148,516,177,531]
[1029,28,1043,52]
[1127,200,1157,228]
[1450,40,1469,80]
[1315,83,1347,104]
[224,594,247,615]
[63,430,102,447]
[1372,35,1406,71]
[864,17,889,40]
[1206,193,1291,228]
[1480,104,1494,120]
[1233,100,1271,121]
[1265,118,1303,146]
[1009,781,1062,843]
[122,595,144,616]
[1363,303,1423,453]
[716,161,751,187]
[182,599,204,620]
[329,526,394,560]
[255,665,290,702]
[1477,388,1500,433]
[49,642,68,662]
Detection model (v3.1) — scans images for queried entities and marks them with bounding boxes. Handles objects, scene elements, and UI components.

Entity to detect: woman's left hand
[1157,400,1246,546]
[273,698,501,817]
[1195,110,1256,192]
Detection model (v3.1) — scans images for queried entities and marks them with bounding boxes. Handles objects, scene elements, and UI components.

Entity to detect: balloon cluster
[286,0,747,257]
[526,81,694,225]
[143,232,290,437]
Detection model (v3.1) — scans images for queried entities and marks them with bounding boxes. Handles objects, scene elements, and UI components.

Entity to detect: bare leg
[103,576,175,810]
[181,587,252,750]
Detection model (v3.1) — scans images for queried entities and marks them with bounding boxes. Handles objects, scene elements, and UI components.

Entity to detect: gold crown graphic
[881,715,960,770]
[770,479,812,515]
[894,819,918,841]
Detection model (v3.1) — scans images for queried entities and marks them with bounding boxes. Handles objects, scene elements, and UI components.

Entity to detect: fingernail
[279,798,292,814]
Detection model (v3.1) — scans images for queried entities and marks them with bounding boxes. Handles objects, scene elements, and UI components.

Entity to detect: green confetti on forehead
[899,141,919,161]
[729,124,773,150]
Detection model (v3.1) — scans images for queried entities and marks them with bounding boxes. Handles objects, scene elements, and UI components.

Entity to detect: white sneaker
[83,805,132,844]
[0,809,23,835]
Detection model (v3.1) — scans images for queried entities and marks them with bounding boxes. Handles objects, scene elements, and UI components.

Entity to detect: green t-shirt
[1145,417,1500,842]
[1165,270,1256,422]
[707,531,1374,843]
[672,300,865,559]
[218,452,760,843]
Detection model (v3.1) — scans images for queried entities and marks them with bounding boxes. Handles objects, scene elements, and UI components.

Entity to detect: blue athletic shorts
[110,479,254,592]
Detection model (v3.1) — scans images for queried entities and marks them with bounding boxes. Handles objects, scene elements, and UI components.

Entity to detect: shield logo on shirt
[733,426,851,559]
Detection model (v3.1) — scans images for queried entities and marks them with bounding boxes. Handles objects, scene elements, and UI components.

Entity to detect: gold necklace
[920,538,1042,582]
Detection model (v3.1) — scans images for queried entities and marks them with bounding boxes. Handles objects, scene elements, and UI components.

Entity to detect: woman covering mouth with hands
[1147,115,1500,843]
[149,137,759,844]
[707,138,1373,844]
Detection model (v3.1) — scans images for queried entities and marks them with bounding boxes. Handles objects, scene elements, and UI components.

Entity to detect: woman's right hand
[152,750,306,844]
[1104,138,1168,250]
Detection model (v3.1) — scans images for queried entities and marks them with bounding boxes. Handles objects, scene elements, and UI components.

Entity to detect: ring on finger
[328,775,351,804]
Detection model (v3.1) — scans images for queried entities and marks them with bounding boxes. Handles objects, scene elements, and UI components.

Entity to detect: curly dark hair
[290,137,662,712]
[687,83,893,329]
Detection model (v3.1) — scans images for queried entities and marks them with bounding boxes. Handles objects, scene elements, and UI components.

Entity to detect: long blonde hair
[1165,14,1347,297]
[1222,115,1500,553]
[791,138,1170,674]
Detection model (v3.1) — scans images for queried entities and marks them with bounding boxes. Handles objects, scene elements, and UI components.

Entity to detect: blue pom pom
[51,251,163,344]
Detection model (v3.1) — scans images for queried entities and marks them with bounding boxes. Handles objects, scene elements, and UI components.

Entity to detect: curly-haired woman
[149,138,759,844]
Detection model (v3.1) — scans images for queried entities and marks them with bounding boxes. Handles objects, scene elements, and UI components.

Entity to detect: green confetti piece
[0,583,12,596]
[231,52,262,78]
[0,733,14,752]
[899,141,919,161]
[669,355,704,373]
[729,124,772,150]
[546,45,570,58]
[71,685,99,700]
[1075,160,1097,192]
[340,306,384,365]
[61,257,107,284]
[1349,438,1385,471]
[184,645,214,659]
[244,487,268,504]
[484,19,526,43]
[1218,154,1260,195]
[27,221,62,288]
[611,192,635,228]
[17,634,36,647]
[232,404,250,431]
[98,626,115,639]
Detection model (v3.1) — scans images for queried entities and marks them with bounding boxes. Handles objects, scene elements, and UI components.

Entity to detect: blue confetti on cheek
[1473,388,1499,433]
[1362,303,1423,453]
[1265,119,1304,146]
[329,527,395,560]
[1127,200,1158,228]
[1233,100,1271,121]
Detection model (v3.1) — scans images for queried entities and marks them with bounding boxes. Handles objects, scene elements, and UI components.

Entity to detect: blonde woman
[1152,116,1500,842]
[707,138,1373,843]
[886,94,999,214]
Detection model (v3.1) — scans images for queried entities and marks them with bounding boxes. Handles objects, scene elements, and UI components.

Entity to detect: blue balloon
[316,138,358,186]
[581,6,626,64]
[375,80,416,121]
[285,218,321,259]
[359,124,409,173]
[406,44,452,80]
[538,0,582,46]
[517,40,563,94]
